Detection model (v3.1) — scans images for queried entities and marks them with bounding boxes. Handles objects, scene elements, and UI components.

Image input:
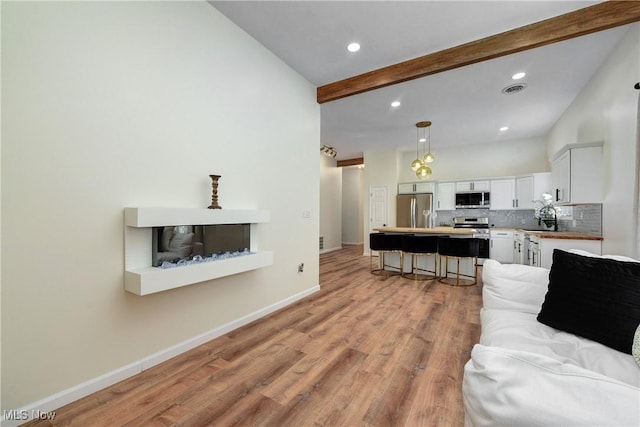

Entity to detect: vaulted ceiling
[211,1,640,161]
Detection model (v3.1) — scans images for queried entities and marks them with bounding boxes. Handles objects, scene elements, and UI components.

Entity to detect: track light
[320,145,337,158]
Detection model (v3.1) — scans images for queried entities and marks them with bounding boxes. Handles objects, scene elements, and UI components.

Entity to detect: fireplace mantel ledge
[124,207,270,227]
[124,207,272,296]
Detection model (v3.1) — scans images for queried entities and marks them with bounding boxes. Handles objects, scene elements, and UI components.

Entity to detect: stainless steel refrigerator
[397,193,434,228]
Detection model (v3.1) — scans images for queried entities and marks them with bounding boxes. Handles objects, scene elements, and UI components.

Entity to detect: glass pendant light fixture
[415,121,433,179]
[410,124,424,171]
[422,121,435,163]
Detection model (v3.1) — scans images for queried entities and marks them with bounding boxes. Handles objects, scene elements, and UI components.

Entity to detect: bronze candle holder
[208,174,222,209]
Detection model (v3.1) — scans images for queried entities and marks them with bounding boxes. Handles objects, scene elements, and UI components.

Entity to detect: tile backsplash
[435,203,602,236]
[562,204,602,235]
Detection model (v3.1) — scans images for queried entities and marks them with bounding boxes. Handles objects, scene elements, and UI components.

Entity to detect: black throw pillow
[537,249,640,354]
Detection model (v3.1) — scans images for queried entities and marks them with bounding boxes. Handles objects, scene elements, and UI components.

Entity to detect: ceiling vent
[501,83,527,95]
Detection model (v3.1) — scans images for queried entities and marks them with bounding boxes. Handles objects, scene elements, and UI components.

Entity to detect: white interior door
[369,185,389,233]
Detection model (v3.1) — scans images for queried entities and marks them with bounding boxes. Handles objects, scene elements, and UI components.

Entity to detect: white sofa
[463,251,640,426]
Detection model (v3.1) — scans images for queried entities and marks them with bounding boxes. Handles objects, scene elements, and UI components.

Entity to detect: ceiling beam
[317,1,640,104]
[337,157,364,167]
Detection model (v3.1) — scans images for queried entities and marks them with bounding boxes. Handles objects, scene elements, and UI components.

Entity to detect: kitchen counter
[373,226,475,235]
[517,229,603,241]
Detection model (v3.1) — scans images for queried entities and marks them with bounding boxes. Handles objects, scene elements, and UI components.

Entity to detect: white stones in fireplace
[124,207,273,296]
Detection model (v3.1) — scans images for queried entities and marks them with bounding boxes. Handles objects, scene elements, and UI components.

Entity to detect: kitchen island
[371,226,478,280]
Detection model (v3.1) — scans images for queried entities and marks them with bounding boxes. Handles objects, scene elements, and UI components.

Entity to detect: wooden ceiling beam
[337,157,364,167]
[317,1,640,104]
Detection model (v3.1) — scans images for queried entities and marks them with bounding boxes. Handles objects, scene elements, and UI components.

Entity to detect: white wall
[546,24,639,257]
[362,148,400,254]
[1,1,320,411]
[341,167,364,245]
[319,156,342,252]
[399,136,549,182]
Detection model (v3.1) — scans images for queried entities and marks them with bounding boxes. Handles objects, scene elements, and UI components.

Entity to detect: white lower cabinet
[528,236,541,267]
[490,230,514,263]
[529,235,602,269]
[513,231,527,264]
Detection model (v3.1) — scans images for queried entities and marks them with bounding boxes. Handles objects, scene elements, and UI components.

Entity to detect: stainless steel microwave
[455,191,490,209]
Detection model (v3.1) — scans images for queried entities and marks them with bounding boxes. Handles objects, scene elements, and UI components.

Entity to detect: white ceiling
[210,1,632,160]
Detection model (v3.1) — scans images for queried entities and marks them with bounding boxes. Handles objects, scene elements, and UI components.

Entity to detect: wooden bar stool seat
[401,235,439,281]
[437,237,479,286]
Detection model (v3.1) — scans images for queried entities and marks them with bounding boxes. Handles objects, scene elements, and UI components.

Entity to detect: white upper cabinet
[455,180,490,192]
[436,182,456,210]
[516,172,551,209]
[551,144,603,204]
[490,179,515,210]
[398,182,435,194]
[551,150,571,204]
[414,182,435,193]
[398,183,415,194]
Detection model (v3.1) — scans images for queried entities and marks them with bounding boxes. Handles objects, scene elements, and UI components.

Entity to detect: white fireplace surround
[124,207,273,295]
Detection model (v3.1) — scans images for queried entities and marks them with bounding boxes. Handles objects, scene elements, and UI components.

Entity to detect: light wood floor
[25,245,483,427]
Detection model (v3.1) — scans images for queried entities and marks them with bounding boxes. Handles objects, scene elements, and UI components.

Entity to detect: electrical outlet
[298,263,304,273]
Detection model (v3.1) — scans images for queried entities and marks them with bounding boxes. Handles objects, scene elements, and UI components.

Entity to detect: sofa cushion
[480,309,639,387]
[463,344,640,427]
[537,249,640,355]
[481,259,550,314]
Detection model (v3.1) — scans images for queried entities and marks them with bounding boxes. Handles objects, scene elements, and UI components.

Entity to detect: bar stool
[401,235,439,281]
[369,233,405,276]
[437,237,479,286]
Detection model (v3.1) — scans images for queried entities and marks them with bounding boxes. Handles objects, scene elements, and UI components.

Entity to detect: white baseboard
[320,246,342,254]
[341,241,363,246]
[1,285,321,427]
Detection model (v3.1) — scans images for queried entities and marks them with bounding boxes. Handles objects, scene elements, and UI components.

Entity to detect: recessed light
[391,101,401,108]
[512,72,526,80]
[500,126,509,132]
[347,42,360,53]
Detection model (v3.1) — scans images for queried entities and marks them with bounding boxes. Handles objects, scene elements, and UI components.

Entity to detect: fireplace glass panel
[152,224,250,266]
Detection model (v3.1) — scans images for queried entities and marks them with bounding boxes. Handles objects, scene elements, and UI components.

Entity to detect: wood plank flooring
[25,245,483,427]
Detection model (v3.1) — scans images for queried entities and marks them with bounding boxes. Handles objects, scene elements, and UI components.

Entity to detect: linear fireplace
[124,208,272,295]
[152,224,250,267]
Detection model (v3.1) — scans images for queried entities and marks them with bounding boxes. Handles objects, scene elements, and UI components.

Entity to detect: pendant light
[410,125,424,171]
[422,121,434,163]
[415,121,432,180]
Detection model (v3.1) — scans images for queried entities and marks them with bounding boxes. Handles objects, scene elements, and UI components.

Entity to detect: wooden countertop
[373,226,475,235]
[516,229,603,241]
